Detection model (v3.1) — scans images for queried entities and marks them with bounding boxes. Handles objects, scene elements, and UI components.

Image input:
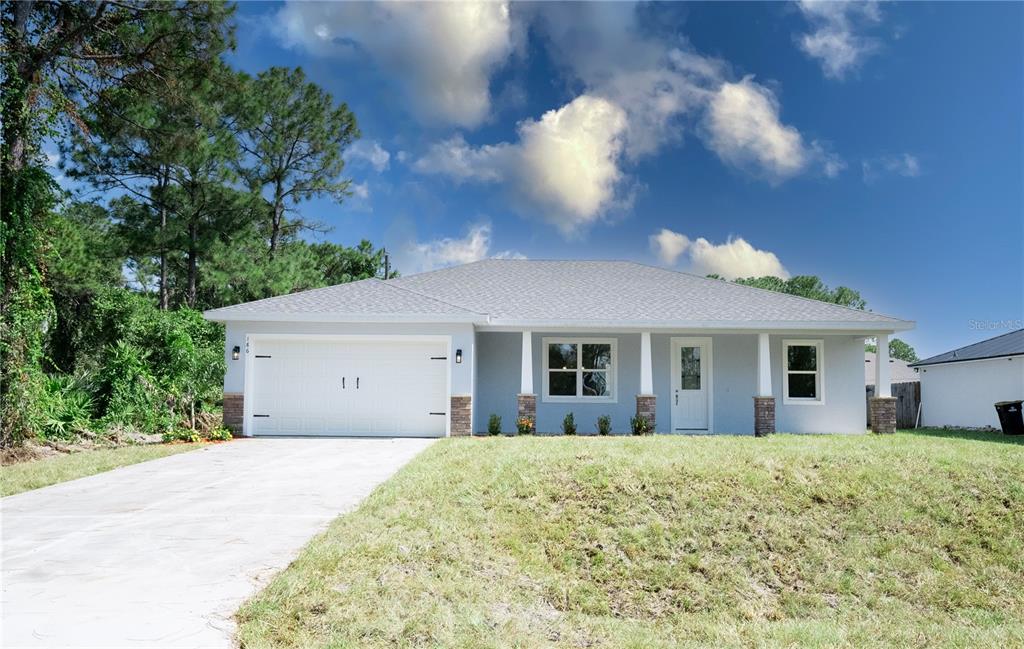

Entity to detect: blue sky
[213,3,1017,356]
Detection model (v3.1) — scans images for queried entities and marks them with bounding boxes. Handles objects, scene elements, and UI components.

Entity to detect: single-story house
[203,260,914,437]
[910,328,1023,428]
[865,352,918,386]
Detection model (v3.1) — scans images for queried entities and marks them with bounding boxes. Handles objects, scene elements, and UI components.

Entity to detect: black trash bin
[994,400,1024,435]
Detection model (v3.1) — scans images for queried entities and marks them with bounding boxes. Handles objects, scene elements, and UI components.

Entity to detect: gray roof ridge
[911,327,1024,366]
[378,279,488,317]
[622,260,911,324]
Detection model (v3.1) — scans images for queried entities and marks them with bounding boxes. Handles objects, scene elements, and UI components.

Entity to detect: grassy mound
[238,431,1024,648]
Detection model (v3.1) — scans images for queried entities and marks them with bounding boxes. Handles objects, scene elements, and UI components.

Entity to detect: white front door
[248,337,449,437]
[671,337,711,432]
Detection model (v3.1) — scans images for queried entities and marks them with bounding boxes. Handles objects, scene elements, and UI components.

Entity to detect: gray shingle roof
[203,278,481,321]
[910,328,1024,367]
[205,259,913,330]
[390,260,911,328]
[865,352,919,384]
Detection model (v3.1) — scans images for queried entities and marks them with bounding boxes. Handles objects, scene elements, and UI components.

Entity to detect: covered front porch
[471,330,900,435]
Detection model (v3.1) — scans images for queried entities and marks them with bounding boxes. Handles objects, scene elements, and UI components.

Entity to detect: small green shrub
[562,412,576,435]
[162,429,203,444]
[516,415,534,435]
[597,415,612,436]
[630,414,652,436]
[488,414,502,436]
[37,375,96,440]
[207,427,233,442]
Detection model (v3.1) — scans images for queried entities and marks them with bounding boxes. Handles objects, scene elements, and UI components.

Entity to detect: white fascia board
[478,319,915,333]
[202,311,486,324]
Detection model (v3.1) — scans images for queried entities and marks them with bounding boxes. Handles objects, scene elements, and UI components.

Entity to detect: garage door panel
[249,338,448,437]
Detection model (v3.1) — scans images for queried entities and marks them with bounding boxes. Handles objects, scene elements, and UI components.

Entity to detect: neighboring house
[910,329,1024,429]
[203,260,914,437]
[865,352,919,386]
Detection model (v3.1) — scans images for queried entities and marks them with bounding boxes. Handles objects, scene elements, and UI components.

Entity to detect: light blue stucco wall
[474,331,866,435]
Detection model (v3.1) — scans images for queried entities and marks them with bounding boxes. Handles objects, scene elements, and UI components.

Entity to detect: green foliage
[37,375,95,441]
[713,274,867,310]
[867,338,920,363]
[1,1,234,446]
[488,414,502,436]
[207,427,233,442]
[231,66,359,254]
[597,415,612,436]
[162,429,204,444]
[562,412,577,435]
[84,289,224,433]
[631,414,652,436]
[1,167,58,446]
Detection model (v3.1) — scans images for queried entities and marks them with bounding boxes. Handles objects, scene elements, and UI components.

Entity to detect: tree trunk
[269,180,284,257]
[157,168,169,310]
[186,219,198,307]
[3,0,35,174]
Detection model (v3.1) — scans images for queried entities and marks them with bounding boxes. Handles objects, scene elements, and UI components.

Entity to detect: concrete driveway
[1,437,435,648]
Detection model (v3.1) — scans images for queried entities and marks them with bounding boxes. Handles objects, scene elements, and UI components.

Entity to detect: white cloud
[414,95,629,236]
[350,181,370,200]
[403,222,525,273]
[797,0,882,80]
[345,140,390,172]
[274,1,514,127]
[650,228,691,266]
[703,77,841,182]
[650,229,790,279]
[862,153,922,183]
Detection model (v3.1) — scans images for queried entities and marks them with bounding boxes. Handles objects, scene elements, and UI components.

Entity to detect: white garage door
[248,338,448,437]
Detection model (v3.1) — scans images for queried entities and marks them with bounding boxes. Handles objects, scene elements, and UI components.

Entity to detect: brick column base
[223,393,244,437]
[636,395,656,432]
[450,395,472,436]
[517,393,536,433]
[869,396,897,434]
[753,396,775,437]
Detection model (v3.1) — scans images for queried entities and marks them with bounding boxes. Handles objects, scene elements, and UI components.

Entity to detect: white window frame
[782,339,825,405]
[541,337,617,403]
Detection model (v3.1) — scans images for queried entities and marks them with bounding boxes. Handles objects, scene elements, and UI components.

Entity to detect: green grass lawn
[0,443,206,497]
[238,430,1024,649]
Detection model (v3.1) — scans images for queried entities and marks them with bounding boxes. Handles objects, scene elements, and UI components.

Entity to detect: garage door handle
[356,377,360,389]
[342,377,345,389]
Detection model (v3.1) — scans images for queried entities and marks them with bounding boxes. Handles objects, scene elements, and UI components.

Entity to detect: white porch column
[756,333,772,397]
[640,331,653,394]
[520,330,533,394]
[875,333,891,398]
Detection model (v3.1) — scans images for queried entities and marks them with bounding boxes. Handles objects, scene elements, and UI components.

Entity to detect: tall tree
[230,67,359,256]
[1,0,234,445]
[709,274,867,310]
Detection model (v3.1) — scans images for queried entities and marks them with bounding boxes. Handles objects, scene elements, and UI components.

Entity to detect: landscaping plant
[562,412,576,435]
[630,414,652,436]
[597,414,612,436]
[515,415,535,435]
[487,414,502,436]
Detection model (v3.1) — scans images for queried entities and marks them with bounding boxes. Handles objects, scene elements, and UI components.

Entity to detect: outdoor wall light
[231,345,240,361]
[455,349,463,364]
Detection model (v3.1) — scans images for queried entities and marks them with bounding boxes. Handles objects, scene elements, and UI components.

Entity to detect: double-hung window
[783,339,824,404]
[543,338,616,402]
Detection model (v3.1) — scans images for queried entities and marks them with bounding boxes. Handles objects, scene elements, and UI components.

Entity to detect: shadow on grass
[901,428,1024,445]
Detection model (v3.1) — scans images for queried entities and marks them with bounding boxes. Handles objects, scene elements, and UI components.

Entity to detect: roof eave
[909,352,1023,368]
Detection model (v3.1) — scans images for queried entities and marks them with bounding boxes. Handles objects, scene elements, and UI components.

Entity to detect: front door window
[680,346,701,390]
